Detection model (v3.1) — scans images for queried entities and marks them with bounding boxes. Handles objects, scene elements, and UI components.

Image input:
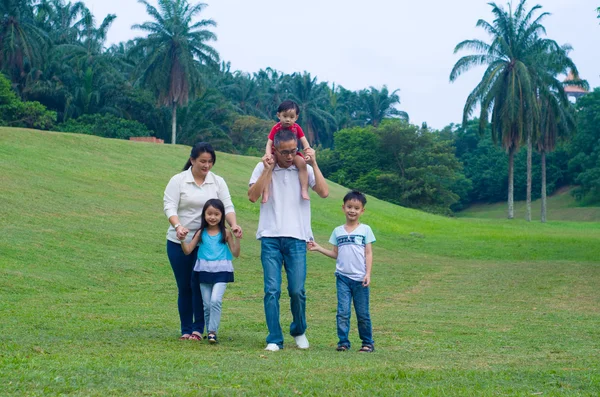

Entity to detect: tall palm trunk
[171,102,177,144]
[508,148,515,219]
[305,121,317,146]
[526,134,532,221]
[541,150,547,223]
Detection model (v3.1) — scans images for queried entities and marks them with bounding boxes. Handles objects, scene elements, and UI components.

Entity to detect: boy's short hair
[277,100,300,115]
[343,190,367,206]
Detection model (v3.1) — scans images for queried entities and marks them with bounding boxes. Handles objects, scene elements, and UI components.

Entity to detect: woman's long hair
[183,142,216,171]
[198,198,227,244]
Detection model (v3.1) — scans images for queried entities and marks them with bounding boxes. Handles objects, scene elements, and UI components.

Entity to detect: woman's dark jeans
[166,240,204,335]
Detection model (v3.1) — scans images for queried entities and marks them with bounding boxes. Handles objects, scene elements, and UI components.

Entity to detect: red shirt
[268,122,305,141]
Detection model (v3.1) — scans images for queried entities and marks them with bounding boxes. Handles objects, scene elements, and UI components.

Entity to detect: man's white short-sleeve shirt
[249,163,316,241]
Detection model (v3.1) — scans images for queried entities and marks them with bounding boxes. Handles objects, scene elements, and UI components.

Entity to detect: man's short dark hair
[277,100,300,115]
[273,128,298,148]
[343,190,367,206]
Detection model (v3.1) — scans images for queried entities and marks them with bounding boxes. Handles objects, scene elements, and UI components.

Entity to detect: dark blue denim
[261,237,307,348]
[336,273,374,348]
[166,240,204,335]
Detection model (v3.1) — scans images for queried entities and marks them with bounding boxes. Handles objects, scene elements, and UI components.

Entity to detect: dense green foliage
[0,74,56,129]
[322,121,469,214]
[0,0,409,149]
[447,119,572,207]
[568,89,600,204]
[54,113,152,139]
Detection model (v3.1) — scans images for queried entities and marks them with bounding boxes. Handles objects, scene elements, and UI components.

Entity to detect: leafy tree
[34,0,91,45]
[253,67,284,118]
[222,71,268,119]
[449,118,573,209]
[376,121,466,214]
[0,73,56,129]
[0,0,49,92]
[325,121,468,214]
[229,115,273,155]
[26,5,122,120]
[450,0,568,220]
[131,0,219,144]
[175,88,234,150]
[286,72,337,147]
[55,113,152,139]
[534,46,580,222]
[357,86,408,127]
[327,83,360,131]
[329,126,380,185]
[568,88,600,204]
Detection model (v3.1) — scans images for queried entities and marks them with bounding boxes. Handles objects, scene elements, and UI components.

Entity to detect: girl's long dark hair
[198,198,227,244]
[183,142,216,171]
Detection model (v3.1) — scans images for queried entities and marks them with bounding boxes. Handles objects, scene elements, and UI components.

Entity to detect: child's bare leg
[294,155,310,200]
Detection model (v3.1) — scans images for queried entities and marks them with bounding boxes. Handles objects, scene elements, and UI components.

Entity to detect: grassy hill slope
[457,187,600,222]
[1,127,599,396]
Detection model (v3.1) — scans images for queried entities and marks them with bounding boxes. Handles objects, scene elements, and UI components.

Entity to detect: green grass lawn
[1,127,599,396]
[457,187,600,222]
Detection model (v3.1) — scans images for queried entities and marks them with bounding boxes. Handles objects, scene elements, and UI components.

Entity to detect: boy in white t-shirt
[308,190,375,352]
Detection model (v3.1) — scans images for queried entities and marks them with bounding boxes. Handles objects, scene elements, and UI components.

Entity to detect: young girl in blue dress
[181,199,240,343]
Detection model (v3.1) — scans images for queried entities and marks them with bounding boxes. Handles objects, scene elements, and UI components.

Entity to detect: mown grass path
[1,128,599,396]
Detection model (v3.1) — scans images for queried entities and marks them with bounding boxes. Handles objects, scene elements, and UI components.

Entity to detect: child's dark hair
[198,199,227,244]
[343,190,367,206]
[183,142,216,171]
[277,100,300,115]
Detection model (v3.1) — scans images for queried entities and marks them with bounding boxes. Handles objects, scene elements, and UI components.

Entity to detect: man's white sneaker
[294,334,310,349]
[264,343,280,351]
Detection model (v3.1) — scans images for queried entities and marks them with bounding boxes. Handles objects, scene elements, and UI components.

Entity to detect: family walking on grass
[163,100,376,352]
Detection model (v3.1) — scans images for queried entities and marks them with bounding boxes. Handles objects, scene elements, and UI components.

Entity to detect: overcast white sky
[83,0,599,129]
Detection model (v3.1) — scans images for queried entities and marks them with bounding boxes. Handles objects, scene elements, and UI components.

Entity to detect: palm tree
[450,0,561,219]
[34,0,90,45]
[286,72,336,146]
[0,0,49,92]
[252,67,288,118]
[222,71,269,119]
[535,46,584,222]
[358,86,408,127]
[131,0,219,144]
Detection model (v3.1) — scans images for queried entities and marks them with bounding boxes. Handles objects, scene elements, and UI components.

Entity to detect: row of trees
[1,0,598,215]
[0,0,409,148]
[450,0,587,222]
[320,120,470,215]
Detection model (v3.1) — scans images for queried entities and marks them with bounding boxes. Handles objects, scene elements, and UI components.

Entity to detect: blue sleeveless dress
[194,230,234,283]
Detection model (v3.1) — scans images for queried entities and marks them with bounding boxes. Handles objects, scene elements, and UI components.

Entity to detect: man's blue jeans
[336,273,374,348]
[261,237,307,348]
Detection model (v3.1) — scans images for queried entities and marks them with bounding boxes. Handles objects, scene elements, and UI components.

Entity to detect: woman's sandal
[336,345,349,351]
[359,344,375,353]
[189,332,203,341]
[179,334,192,340]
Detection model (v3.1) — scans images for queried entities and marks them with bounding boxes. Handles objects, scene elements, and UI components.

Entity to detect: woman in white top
[164,142,242,340]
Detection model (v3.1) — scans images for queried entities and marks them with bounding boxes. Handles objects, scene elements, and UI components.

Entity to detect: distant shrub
[0,74,56,130]
[55,113,153,140]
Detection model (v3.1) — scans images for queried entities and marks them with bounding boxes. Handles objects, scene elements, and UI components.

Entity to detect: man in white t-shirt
[248,129,329,351]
